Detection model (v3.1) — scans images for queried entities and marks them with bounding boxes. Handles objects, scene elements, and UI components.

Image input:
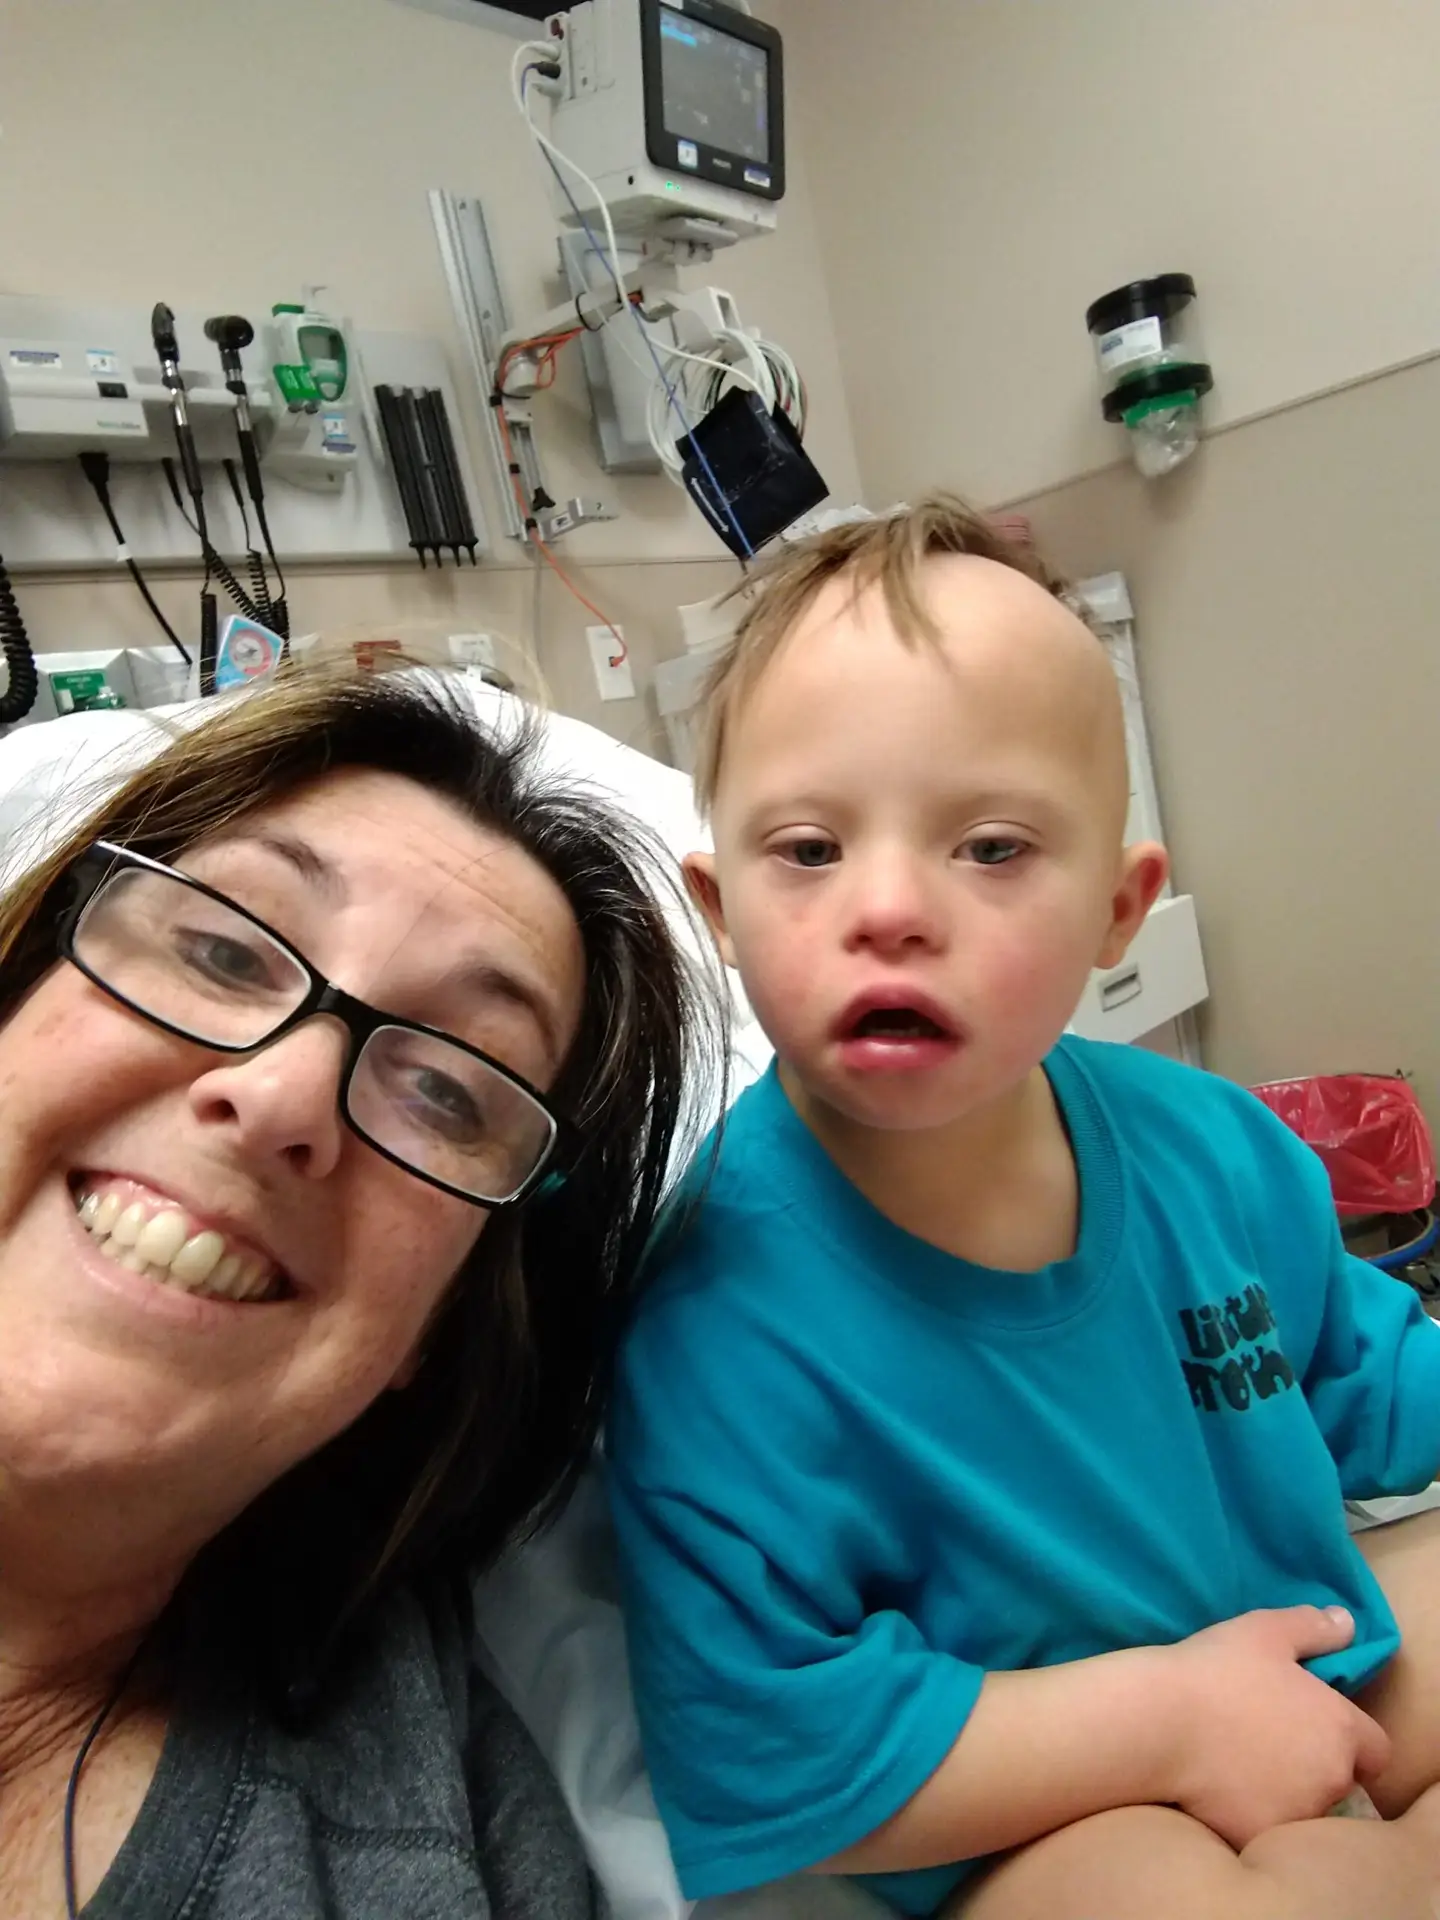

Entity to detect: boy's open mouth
[834,992,962,1066]
[847,1006,952,1041]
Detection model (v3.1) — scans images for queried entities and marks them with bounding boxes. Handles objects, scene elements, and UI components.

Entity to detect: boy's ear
[1096,841,1170,971]
[683,852,738,968]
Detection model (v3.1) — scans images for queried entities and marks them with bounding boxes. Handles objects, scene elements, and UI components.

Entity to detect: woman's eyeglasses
[58,842,576,1209]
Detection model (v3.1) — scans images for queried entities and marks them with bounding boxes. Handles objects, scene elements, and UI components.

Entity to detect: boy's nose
[842,857,948,957]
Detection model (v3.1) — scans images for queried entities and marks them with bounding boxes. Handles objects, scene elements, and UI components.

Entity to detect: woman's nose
[186,1017,349,1180]
[842,855,948,957]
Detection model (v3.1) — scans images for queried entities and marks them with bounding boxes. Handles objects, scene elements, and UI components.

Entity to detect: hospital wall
[784,0,1440,1110]
[0,0,860,756]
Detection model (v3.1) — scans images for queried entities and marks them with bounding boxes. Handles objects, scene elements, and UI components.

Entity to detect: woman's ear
[683,852,738,968]
[1095,841,1170,971]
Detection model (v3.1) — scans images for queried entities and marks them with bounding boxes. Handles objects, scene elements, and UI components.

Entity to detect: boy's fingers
[1351,1708,1393,1785]
[1271,1604,1357,1660]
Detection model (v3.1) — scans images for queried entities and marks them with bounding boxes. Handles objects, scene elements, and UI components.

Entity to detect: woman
[0,667,719,1917]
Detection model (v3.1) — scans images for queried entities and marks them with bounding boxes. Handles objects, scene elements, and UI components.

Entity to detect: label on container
[9,347,61,368]
[1096,315,1163,374]
[86,348,120,374]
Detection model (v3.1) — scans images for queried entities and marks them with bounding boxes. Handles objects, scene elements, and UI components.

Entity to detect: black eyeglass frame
[56,840,580,1210]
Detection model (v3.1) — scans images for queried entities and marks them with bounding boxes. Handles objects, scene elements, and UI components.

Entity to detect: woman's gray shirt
[85,1582,600,1919]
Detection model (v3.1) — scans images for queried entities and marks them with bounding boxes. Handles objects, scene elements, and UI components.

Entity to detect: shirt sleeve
[1289,1135,1440,1498]
[606,1283,981,1901]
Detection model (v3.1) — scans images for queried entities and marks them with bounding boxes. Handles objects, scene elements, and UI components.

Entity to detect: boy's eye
[964,837,1027,867]
[780,838,840,869]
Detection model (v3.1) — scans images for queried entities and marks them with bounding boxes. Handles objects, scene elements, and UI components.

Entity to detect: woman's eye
[175,929,281,989]
[408,1069,486,1139]
[781,839,839,869]
[964,837,1027,868]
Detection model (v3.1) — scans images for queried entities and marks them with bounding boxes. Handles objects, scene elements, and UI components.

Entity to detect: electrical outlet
[448,632,498,670]
[587,624,635,701]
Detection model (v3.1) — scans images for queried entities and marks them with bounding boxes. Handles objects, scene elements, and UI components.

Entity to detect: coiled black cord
[160,459,267,627]
[222,459,289,641]
[0,549,39,723]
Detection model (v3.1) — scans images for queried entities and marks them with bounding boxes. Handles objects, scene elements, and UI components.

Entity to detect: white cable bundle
[643,328,806,481]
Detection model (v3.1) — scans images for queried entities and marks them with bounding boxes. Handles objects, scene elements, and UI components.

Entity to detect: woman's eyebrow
[437,958,563,1067]
[239,831,347,900]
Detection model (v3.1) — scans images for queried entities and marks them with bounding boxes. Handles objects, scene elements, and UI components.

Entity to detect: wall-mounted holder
[429,188,615,543]
[0,295,485,569]
[1086,274,1213,479]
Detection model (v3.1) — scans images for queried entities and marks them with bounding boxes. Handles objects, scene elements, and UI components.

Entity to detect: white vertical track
[428,188,548,543]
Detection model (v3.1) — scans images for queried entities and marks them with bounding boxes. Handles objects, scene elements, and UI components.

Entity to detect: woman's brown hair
[0,667,723,1709]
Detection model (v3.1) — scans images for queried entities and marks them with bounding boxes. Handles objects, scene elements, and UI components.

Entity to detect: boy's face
[687,555,1168,1136]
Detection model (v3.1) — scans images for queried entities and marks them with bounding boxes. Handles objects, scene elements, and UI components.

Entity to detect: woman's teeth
[75,1184,279,1303]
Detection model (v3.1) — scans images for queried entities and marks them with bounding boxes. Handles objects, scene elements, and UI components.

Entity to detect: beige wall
[780,0,1440,1108]
[1022,359,1440,1112]
[785,0,1440,506]
[0,0,859,738]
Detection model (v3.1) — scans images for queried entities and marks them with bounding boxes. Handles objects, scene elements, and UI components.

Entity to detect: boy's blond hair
[692,495,1073,814]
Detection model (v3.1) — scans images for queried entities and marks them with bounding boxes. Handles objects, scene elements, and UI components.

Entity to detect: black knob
[204,314,255,352]
[150,302,179,362]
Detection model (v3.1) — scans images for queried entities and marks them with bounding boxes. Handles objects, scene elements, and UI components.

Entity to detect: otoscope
[151,303,217,691]
[204,315,288,640]
[152,303,206,528]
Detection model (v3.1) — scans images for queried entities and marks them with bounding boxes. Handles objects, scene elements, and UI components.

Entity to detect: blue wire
[522,68,754,559]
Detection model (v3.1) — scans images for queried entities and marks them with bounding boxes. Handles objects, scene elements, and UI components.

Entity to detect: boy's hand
[1164,1605,1392,1848]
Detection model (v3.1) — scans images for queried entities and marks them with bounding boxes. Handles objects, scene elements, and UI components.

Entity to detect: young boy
[606,498,1440,1920]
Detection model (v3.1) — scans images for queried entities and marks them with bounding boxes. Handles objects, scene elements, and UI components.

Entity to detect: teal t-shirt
[607,1038,1440,1915]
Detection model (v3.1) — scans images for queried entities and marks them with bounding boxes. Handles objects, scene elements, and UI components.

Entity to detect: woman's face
[0,768,586,1539]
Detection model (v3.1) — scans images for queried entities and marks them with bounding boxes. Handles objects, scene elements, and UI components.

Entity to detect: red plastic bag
[1250,1074,1435,1219]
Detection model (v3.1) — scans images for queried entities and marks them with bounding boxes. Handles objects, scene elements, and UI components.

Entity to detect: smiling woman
[0,668,721,1918]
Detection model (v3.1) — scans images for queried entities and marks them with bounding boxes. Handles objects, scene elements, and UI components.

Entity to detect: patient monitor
[546,0,785,246]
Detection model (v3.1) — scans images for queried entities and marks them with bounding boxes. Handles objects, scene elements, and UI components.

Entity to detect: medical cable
[519,61,807,482]
[204,316,289,641]
[151,305,219,691]
[516,60,754,558]
[491,393,628,664]
[221,459,273,622]
[77,451,192,666]
[545,144,755,556]
[159,460,269,629]
[0,548,38,723]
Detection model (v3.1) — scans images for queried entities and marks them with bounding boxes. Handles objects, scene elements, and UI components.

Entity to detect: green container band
[1122,390,1199,428]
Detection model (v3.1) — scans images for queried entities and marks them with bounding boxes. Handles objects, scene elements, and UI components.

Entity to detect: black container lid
[1101,361,1214,422]
[1086,274,1197,337]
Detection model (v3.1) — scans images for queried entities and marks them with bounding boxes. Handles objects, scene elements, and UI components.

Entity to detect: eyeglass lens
[72,866,557,1203]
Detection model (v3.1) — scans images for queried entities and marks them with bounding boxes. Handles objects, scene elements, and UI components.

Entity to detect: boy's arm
[1288,1135,1440,1496]
[826,1605,1388,1873]
[610,1440,1385,1890]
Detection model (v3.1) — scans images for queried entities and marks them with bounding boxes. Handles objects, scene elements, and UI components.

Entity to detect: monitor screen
[659,9,770,166]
